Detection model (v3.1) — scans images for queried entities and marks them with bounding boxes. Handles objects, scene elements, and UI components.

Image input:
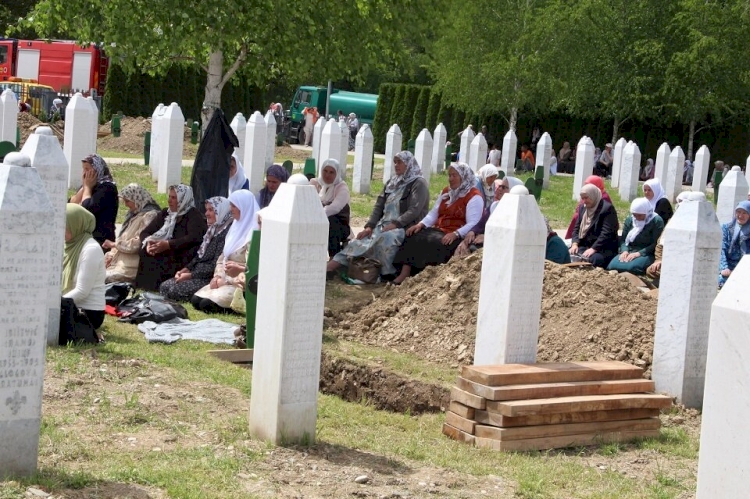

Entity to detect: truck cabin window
[296,90,311,107]
[0,46,6,64]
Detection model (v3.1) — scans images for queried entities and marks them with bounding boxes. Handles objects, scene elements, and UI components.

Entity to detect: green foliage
[410,86,431,140]
[425,90,442,132]
[372,83,397,152]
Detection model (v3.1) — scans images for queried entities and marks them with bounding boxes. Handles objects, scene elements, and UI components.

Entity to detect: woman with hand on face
[569,183,620,268]
[68,154,119,249]
[607,197,664,275]
[718,200,750,288]
[310,158,351,256]
[256,164,290,208]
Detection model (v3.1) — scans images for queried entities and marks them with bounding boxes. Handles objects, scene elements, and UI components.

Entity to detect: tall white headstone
[352,125,374,195]
[500,130,518,177]
[535,132,553,189]
[654,143,671,186]
[338,120,349,180]
[572,136,595,201]
[414,128,433,186]
[249,183,328,445]
[149,103,165,181]
[383,124,402,184]
[20,128,68,346]
[431,123,447,174]
[157,103,185,194]
[665,146,686,203]
[63,93,96,188]
[230,113,247,163]
[690,145,710,194]
[746,155,750,185]
[318,119,346,178]
[716,166,750,224]
[652,196,721,408]
[468,133,487,173]
[264,111,277,170]
[244,111,267,194]
[459,126,475,166]
[0,152,55,477]
[618,141,642,202]
[0,89,18,143]
[696,256,750,498]
[610,137,627,189]
[312,117,325,171]
[86,96,99,153]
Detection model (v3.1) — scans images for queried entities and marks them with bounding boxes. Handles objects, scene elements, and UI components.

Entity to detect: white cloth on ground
[138,318,239,345]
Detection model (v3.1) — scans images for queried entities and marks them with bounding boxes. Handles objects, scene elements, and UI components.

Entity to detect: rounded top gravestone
[3,152,31,167]
[510,185,529,195]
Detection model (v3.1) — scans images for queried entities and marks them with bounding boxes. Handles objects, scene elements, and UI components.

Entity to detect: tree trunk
[201,50,225,135]
[687,120,696,161]
[611,116,620,145]
[509,107,518,132]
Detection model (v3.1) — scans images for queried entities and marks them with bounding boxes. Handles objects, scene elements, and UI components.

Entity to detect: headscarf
[119,183,160,237]
[53,98,63,106]
[143,184,195,245]
[625,197,654,245]
[62,204,96,294]
[643,159,655,177]
[477,164,499,199]
[578,183,603,238]
[83,154,115,184]
[385,151,422,194]
[257,164,290,208]
[559,141,571,158]
[544,216,554,236]
[442,163,476,206]
[643,178,667,211]
[489,177,523,214]
[197,196,233,258]
[228,153,247,194]
[223,190,260,259]
[318,158,345,204]
[729,200,750,255]
[584,175,606,194]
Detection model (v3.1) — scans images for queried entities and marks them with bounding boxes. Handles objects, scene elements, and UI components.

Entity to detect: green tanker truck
[284,85,378,144]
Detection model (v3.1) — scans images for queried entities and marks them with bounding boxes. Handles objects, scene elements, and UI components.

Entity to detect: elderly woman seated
[256,164,290,208]
[607,198,664,275]
[569,183,619,268]
[136,185,207,291]
[68,154,119,248]
[643,178,673,224]
[104,184,161,283]
[392,163,482,284]
[474,164,499,209]
[326,151,429,280]
[565,175,613,239]
[310,158,351,256]
[718,200,750,288]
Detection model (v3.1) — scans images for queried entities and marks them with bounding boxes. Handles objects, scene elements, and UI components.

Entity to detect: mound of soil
[331,253,657,377]
[17,112,45,145]
[98,116,153,154]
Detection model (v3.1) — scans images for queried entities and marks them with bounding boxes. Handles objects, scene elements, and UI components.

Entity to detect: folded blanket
[137,318,238,345]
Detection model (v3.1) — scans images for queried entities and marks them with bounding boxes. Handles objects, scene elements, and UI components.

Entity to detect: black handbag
[104,282,134,306]
[59,298,99,345]
[116,292,189,324]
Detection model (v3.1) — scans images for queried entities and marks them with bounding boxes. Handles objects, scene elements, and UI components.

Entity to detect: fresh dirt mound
[98,116,153,154]
[17,112,45,144]
[331,253,657,377]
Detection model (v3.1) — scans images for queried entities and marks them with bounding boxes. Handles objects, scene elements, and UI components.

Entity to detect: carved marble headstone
[352,125,374,195]
[654,143,671,186]
[459,126,475,166]
[716,166,750,224]
[618,141,642,202]
[572,136,594,201]
[535,132,553,189]
[244,111,267,194]
[500,130,518,177]
[383,124,402,184]
[318,119,346,178]
[431,123,447,174]
[692,145,710,194]
[230,113,246,163]
[63,93,97,188]
[414,128,433,186]
[0,89,18,144]
[149,103,165,181]
[468,132,487,174]
[157,103,185,194]
[610,137,627,189]
[312,117,325,172]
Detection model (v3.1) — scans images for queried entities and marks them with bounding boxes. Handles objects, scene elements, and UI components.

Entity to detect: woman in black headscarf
[69,153,119,248]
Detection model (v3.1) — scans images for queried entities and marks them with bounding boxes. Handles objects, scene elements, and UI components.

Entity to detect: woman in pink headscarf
[565,175,615,239]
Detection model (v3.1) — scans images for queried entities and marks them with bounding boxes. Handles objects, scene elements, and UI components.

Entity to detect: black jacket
[572,200,619,255]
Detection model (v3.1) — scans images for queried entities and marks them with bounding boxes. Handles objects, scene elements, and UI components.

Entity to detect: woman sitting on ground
[310,158,351,256]
[68,154,119,248]
[192,190,259,313]
[326,151,429,281]
[474,164,499,209]
[643,178,673,225]
[718,200,750,288]
[256,164,290,208]
[569,183,619,268]
[392,163,482,284]
[565,175,614,239]
[607,198,664,275]
[229,153,250,194]
[136,185,207,291]
[159,196,233,301]
[63,204,106,329]
[545,217,571,264]
[104,184,161,283]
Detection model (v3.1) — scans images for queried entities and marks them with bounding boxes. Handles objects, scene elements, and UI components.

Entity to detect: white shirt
[420,195,483,238]
[488,149,502,167]
[63,238,106,311]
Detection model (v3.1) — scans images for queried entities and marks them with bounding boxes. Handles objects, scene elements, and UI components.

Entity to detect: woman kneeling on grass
[607,197,664,275]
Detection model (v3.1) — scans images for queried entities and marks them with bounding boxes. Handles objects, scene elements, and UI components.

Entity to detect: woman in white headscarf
[228,153,249,194]
[718,200,750,288]
[474,164,499,209]
[569,183,620,268]
[136,184,207,291]
[192,190,259,312]
[647,190,691,283]
[310,158,351,256]
[607,197,665,275]
[643,178,673,224]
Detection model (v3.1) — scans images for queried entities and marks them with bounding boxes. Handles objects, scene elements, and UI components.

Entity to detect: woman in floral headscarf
[136,184,207,291]
[104,183,161,283]
[310,158,351,256]
[256,164,290,208]
[607,197,664,275]
[392,163,483,285]
[326,151,429,281]
[69,153,119,248]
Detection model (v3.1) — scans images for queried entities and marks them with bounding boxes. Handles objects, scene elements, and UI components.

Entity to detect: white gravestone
[244,111,267,195]
[535,132,553,189]
[248,183,328,445]
[474,185,547,365]
[383,124,402,184]
[0,89,18,144]
[264,111,277,170]
[716,166,750,224]
[500,130,518,177]
[230,113,246,163]
[20,128,68,346]
[692,145,710,193]
[572,136,595,201]
[86,96,99,153]
[312,116,325,172]
[318,119,346,178]
[157,103,185,194]
[618,141,642,202]
[338,120,349,180]
[0,152,55,477]
[665,146,686,203]
[149,104,165,181]
[459,126,475,166]
[352,125,374,195]
[654,142,671,187]
[746,154,750,185]
[432,123,447,174]
[696,256,750,498]
[652,196,721,408]
[414,128,433,186]
[610,137,627,189]
[468,133,487,174]
[63,93,96,189]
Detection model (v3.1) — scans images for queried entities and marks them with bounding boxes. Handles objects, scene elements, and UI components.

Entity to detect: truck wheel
[297,128,306,145]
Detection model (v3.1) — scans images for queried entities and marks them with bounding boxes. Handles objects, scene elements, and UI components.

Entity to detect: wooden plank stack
[442,361,672,452]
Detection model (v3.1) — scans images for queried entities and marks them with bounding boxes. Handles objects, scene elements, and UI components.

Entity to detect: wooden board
[450,386,486,409]
[474,408,660,428]
[455,377,655,401]
[475,429,661,452]
[208,349,254,364]
[461,361,643,387]
[442,423,476,445]
[488,393,672,417]
[449,401,475,420]
[445,411,476,435]
[475,418,660,441]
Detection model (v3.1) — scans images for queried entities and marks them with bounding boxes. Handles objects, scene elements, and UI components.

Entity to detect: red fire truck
[0,39,108,95]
